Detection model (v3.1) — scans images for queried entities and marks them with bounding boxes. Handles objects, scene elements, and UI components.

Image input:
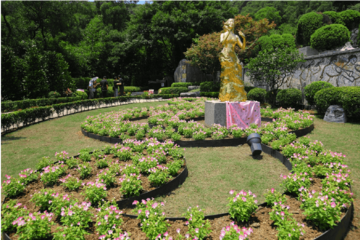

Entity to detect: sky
[89,0,145,4]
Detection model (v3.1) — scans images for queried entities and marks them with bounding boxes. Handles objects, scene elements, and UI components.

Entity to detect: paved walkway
[1,98,167,134]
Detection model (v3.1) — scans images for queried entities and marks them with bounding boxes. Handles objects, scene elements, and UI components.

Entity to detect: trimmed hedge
[1,95,171,131]
[200,81,220,92]
[276,88,302,108]
[171,82,193,88]
[323,11,345,25]
[124,86,142,92]
[153,94,180,99]
[248,88,267,103]
[310,24,350,51]
[48,91,61,98]
[338,9,360,31]
[74,91,88,100]
[304,81,334,106]
[158,87,189,94]
[200,92,219,98]
[314,86,360,121]
[1,97,82,113]
[296,12,324,46]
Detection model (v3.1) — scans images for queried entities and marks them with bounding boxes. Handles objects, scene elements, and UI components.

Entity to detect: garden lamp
[246,133,262,156]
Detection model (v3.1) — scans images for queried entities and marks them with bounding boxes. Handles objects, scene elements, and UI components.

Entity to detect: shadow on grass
[1,136,27,145]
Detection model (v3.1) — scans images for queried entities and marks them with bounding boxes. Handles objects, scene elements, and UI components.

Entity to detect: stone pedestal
[205,100,227,127]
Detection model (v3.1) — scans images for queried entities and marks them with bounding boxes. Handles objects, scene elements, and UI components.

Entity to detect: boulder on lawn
[323,105,347,123]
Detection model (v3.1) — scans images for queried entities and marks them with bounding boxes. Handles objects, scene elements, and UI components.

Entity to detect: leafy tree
[1,45,26,100]
[183,32,222,81]
[254,7,282,26]
[45,51,74,94]
[20,40,49,99]
[245,47,305,105]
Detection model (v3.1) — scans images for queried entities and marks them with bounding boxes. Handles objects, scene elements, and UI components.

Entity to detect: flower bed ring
[81,124,315,148]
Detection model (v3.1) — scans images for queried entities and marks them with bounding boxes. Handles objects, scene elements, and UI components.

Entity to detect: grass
[155,145,289,216]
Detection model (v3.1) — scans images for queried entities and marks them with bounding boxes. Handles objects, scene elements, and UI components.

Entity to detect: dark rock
[180,91,200,98]
[188,86,200,91]
[324,105,347,123]
[350,28,359,48]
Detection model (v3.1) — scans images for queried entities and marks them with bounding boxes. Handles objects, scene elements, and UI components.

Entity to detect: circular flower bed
[2,97,353,240]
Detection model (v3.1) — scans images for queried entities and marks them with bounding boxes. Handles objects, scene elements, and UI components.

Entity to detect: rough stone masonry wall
[243,48,360,104]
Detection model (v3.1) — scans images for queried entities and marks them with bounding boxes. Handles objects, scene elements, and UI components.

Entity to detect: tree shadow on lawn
[1,135,27,145]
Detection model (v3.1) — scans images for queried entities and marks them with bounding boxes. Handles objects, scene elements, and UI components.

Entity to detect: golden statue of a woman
[219,18,247,102]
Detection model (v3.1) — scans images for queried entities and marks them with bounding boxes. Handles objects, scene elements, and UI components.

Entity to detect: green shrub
[270,34,285,50]
[304,81,334,106]
[200,81,220,92]
[338,10,360,31]
[74,91,88,100]
[124,86,141,92]
[200,92,219,98]
[323,11,345,25]
[265,89,279,104]
[314,86,360,121]
[171,82,193,88]
[282,33,296,49]
[310,24,350,51]
[245,86,256,93]
[48,91,61,98]
[276,88,302,108]
[296,12,324,46]
[158,87,188,94]
[258,35,273,52]
[96,88,114,98]
[248,88,267,103]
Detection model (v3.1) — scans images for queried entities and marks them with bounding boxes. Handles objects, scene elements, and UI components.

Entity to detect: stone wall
[174,59,219,83]
[244,48,360,104]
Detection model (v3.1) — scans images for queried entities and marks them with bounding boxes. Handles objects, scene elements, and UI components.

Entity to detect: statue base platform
[205,100,261,129]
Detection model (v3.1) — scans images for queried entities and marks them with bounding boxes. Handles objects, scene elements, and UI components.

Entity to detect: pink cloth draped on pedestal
[226,101,261,129]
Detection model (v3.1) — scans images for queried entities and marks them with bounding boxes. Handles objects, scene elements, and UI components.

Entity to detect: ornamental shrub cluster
[257,33,296,54]
[158,87,189,94]
[296,12,325,46]
[171,82,201,88]
[200,81,220,92]
[314,86,360,121]
[304,81,334,106]
[310,24,351,51]
[276,88,302,108]
[247,88,266,103]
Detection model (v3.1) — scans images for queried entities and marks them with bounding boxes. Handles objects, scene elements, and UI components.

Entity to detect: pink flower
[331,202,336,208]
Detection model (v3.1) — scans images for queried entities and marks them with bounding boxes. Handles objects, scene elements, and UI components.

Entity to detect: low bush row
[1,97,82,113]
[1,95,178,131]
[171,82,201,88]
[158,87,189,95]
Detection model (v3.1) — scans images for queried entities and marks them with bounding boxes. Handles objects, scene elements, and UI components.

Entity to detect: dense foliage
[247,88,267,103]
[304,81,334,106]
[314,86,360,120]
[2,0,358,100]
[276,88,302,108]
[310,24,351,51]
